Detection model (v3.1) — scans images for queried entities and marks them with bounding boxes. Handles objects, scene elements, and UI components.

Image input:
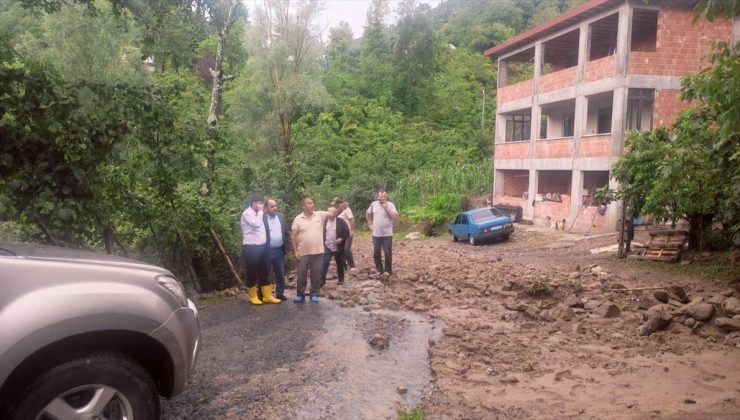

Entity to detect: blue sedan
[448,207,514,245]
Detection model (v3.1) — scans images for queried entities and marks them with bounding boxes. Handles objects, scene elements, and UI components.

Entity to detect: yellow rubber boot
[261,285,282,304]
[248,286,263,305]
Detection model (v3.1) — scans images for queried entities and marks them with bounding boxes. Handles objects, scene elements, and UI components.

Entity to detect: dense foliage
[7,0,732,290]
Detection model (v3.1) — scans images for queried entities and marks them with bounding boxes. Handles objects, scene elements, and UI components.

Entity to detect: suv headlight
[157,275,188,307]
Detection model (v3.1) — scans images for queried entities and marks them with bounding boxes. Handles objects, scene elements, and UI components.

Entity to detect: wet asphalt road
[161,295,440,419]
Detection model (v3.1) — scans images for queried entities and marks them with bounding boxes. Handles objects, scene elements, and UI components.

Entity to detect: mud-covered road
[164,226,740,419]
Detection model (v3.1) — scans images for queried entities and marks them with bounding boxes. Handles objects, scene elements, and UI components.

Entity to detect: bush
[403,192,462,235]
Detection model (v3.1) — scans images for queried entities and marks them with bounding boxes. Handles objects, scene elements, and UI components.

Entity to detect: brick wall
[579,135,612,157]
[495,142,530,159]
[498,79,534,103]
[569,205,608,233]
[533,194,571,221]
[629,8,732,76]
[501,171,529,197]
[539,67,577,94]
[654,89,691,128]
[535,138,574,158]
[493,195,527,209]
[585,55,615,82]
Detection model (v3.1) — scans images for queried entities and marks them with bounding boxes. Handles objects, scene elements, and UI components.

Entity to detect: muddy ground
[169,226,740,419]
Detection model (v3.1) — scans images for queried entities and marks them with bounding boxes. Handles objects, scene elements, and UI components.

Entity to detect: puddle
[293,303,443,419]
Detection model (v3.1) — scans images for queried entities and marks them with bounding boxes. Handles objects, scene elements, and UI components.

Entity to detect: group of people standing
[239,190,398,305]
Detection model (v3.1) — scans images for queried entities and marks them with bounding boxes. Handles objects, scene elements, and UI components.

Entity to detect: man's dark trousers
[320,247,345,285]
[372,236,392,274]
[268,246,286,297]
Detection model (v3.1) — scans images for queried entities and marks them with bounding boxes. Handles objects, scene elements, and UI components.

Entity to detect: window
[540,115,548,139]
[505,115,531,142]
[562,114,574,137]
[626,89,654,131]
[471,208,502,223]
[597,107,612,134]
[631,9,658,52]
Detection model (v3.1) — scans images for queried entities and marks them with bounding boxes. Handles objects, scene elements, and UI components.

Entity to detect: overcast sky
[244,0,443,40]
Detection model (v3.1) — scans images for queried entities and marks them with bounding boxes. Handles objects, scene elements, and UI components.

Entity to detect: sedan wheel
[468,235,476,245]
[450,232,458,242]
[8,353,158,420]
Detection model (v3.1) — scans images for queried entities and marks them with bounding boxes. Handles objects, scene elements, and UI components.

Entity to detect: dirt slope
[325,227,740,419]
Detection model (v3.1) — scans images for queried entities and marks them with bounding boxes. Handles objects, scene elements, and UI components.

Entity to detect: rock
[500,375,519,384]
[554,306,576,321]
[584,300,601,311]
[523,306,540,320]
[405,232,422,240]
[654,290,670,303]
[595,303,621,318]
[569,272,581,280]
[639,304,673,336]
[684,318,696,327]
[668,285,690,303]
[369,333,390,349]
[722,297,740,316]
[679,299,716,321]
[502,297,519,311]
[496,255,503,262]
[564,295,584,308]
[590,266,604,275]
[668,299,684,308]
[397,384,408,395]
[638,295,659,310]
[714,317,740,332]
[721,289,735,297]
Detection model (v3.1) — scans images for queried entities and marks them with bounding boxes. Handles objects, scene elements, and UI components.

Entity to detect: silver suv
[0,242,201,419]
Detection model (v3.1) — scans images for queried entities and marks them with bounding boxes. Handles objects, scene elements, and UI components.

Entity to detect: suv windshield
[470,208,502,223]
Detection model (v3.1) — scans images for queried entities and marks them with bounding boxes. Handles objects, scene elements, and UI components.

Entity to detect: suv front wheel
[8,353,159,420]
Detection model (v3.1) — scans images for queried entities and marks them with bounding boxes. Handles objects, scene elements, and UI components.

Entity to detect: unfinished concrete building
[486,0,736,233]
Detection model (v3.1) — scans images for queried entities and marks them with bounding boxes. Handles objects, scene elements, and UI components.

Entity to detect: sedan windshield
[470,208,502,223]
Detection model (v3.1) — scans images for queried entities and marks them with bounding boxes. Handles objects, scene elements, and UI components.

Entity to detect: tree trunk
[35,217,58,246]
[209,228,244,288]
[687,213,714,250]
[206,1,236,127]
[175,227,203,293]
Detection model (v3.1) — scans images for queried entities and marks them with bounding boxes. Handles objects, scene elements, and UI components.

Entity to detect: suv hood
[0,242,170,276]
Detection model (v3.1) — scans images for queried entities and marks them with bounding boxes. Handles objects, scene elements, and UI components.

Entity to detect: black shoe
[276,294,288,301]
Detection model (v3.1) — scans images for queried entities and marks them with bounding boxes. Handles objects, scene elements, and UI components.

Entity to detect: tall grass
[393,162,491,210]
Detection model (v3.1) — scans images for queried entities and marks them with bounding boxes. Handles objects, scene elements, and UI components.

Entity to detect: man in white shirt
[365,190,398,275]
[240,193,281,305]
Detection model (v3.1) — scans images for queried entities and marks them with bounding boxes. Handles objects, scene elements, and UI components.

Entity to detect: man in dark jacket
[263,198,292,301]
[320,206,350,286]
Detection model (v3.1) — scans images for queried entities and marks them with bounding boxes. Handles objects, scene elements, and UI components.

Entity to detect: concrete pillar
[498,58,508,88]
[573,95,588,155]
[526,169,537,219]
[606,176,621,230]
[530,42,543,158]
[576,21,590,83]
[614,3,632,76]
[611,86,629,156]
[569,169,583,229]
[494,169,504,198]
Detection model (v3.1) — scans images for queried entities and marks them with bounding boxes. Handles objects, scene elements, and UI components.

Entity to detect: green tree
[234,0,330,174]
